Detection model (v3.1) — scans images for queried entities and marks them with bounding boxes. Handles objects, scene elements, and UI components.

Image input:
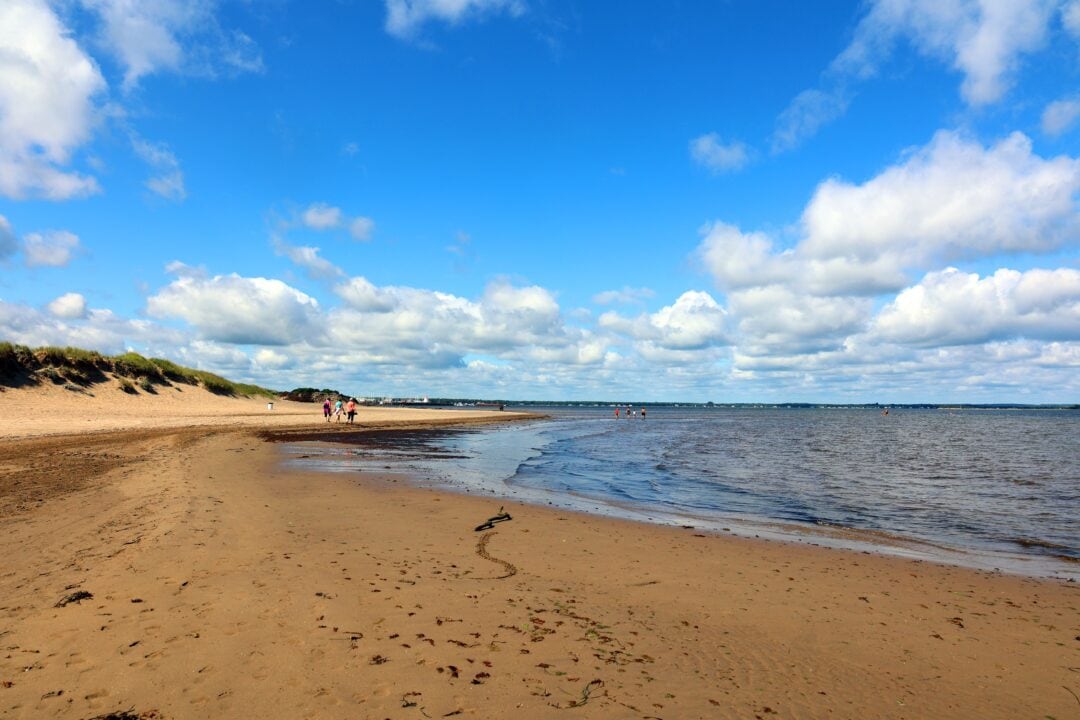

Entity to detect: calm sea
[284,406,1080,580]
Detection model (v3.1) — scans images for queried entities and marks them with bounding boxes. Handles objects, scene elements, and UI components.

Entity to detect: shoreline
[270,425,1080,583]
[1,421,1078,718]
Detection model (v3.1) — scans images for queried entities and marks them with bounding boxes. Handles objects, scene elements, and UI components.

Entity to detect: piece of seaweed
[55,590,93,607]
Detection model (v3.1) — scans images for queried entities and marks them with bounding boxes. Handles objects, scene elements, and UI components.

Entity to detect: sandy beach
[1,385,1078,719]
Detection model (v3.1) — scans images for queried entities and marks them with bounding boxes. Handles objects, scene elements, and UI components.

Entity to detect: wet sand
[0,389,1078,718]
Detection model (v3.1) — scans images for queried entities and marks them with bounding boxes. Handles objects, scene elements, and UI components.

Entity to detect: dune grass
[0,342,278,398]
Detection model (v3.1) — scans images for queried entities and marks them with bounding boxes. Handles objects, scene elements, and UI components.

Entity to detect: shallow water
[284,407,1080,579]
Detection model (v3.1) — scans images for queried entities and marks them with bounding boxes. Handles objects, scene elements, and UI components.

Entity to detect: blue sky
[1,0,1079,402]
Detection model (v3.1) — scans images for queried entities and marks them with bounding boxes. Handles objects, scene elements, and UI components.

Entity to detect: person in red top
[346,398,358,424]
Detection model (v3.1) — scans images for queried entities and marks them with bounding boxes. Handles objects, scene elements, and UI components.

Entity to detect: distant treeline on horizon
[431,399,1080,411]
[279,387,1079,411]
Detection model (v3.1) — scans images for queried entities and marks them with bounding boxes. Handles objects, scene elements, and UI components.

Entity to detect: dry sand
[0,384,1078,719]
[0,379,526,442]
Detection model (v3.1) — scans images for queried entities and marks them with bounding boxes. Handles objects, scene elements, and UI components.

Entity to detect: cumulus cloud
[131,135,186,201]
[329,276,603,369]
[172,339,253,373]
[1042,96,1080,136]
[802,131,1079,269]
[689,133,750,173]
[871,267,1080,346]
[774,0,1060,149]
[696,129,1080,365]
[728,286,873,354]
[700,131,1080,298]
[0,299,183,354]
[0,0,105,199]
[696,223,795,291]
[47,292,88,319]
[24,230,81,267]
[146,273,322,345]
[254,348,293,369]
[599,291,729,351]
[385,0,525,38]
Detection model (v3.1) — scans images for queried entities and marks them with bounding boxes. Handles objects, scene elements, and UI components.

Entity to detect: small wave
[1011,537,1070,551]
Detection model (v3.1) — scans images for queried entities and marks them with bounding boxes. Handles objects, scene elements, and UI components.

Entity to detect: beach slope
[0,389,1077,719]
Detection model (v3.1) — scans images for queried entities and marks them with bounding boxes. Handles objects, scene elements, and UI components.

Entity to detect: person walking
[323,398,332,422]
[346,398,357,424]
[333,398,344,422]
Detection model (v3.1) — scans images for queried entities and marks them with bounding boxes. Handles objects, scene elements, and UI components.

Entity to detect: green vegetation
[0,342,278,398]
[112,352,163,379]
[149,357,198,384]
[283,387,342,402]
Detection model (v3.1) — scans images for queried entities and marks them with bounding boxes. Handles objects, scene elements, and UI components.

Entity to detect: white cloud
[696,222,795,291]
[592,286,655,306]
[47,292,88,319]
[729,286,872,354]
[334,276,398,312]
[871,267,1080,346]
[775,0,1060,149]
[78,0,263,89]
[1042,96,1080,136]
[146,273,322,345]
[800,131,1080,271]
[772,88,850,153]
[837,0,1057,105]
[273,239,344,280]
[385,0,525,38]
[689,133,750,173]
[599,291,729,351]
[349,216,375,241]
[701,131,1080,298]
[0,215,16,259]
[302,202,344,230]
[329,276,599,369]
[0,299,183,355]
[131,135,186,201]
[0,0,105,199]
[254,348,293,369]
[173,339,252,372]
[24,230,81,267]
[291,203,374,242]
[1065,0,1080,37]
[163,259,206,278]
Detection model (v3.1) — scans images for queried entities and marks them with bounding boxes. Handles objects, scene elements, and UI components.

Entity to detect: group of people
[322,397,358,424]
[615,406,646,419]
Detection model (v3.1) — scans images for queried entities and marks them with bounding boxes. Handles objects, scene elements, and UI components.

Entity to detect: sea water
[284,407,1080,580]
